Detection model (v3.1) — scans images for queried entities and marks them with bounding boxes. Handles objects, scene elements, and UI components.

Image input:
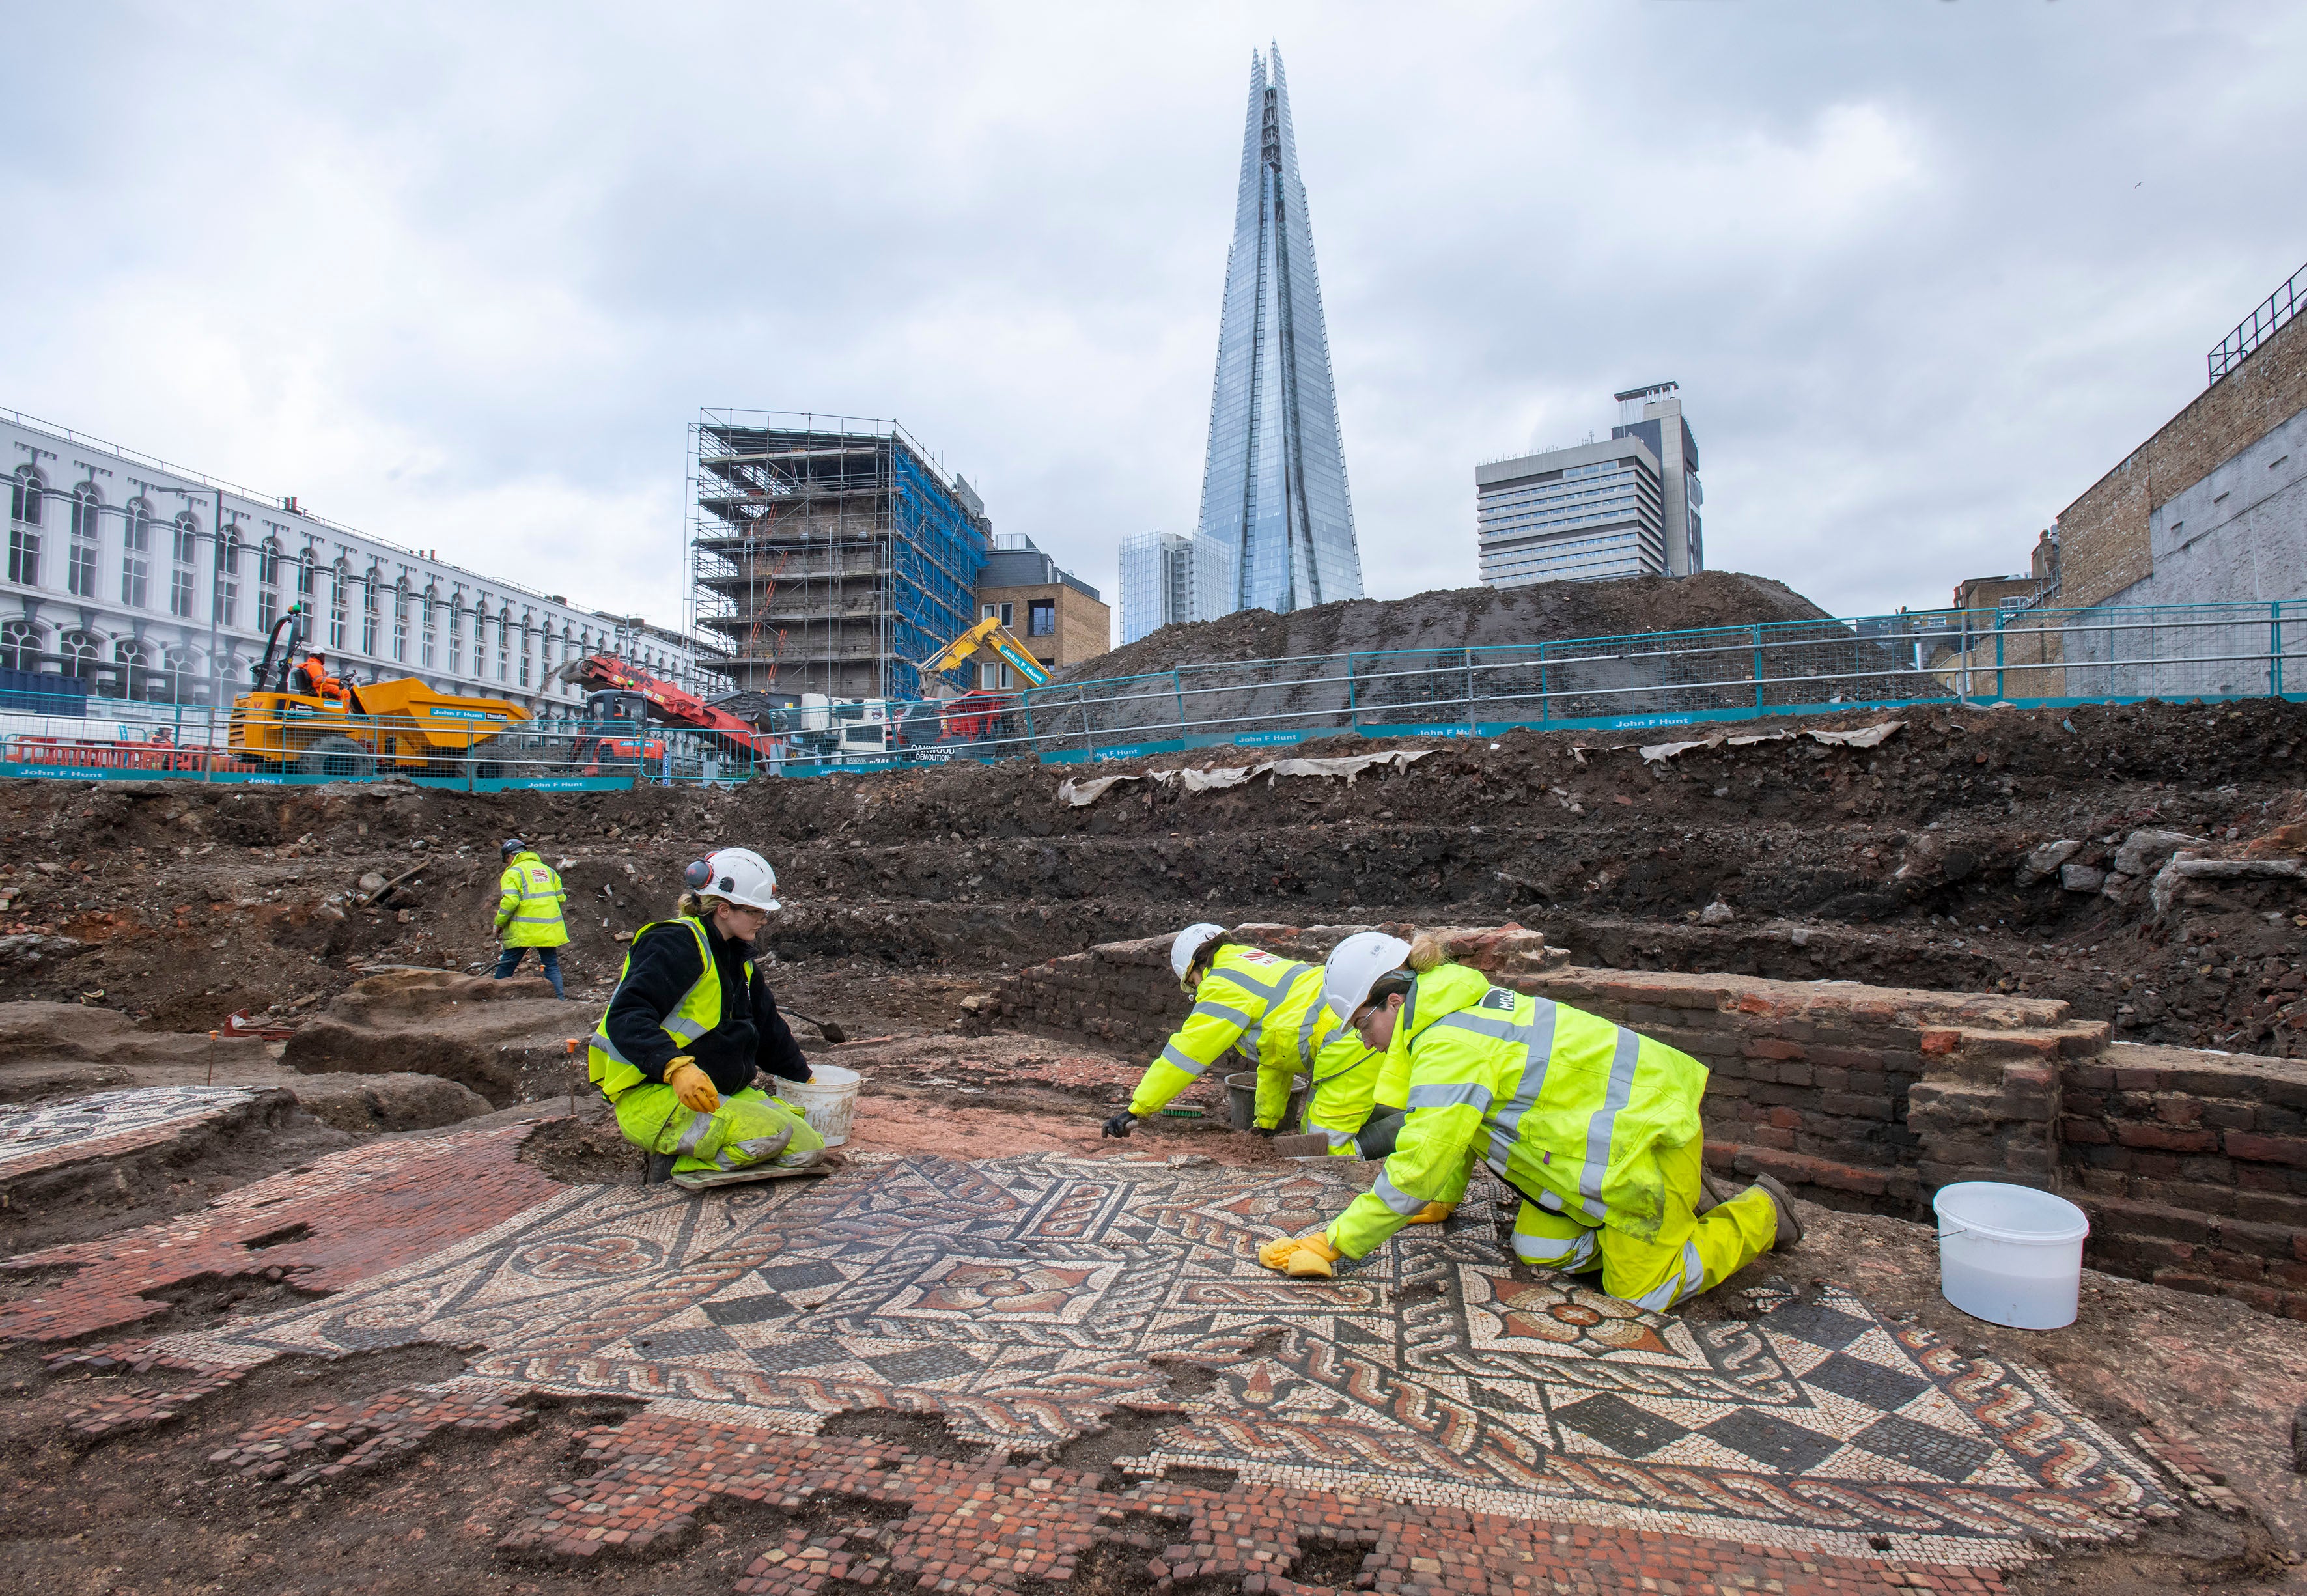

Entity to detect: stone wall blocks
[1819,1092,1895,1121]
[2075,1197,2213,1244]
[2200,1102,2257,1132]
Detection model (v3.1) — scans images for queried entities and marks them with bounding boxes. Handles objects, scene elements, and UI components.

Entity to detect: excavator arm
[918,617,1051,688]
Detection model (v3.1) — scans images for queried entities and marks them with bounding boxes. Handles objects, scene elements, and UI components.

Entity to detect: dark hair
[1190,938,1240,977]
[1367,970,1416,1007]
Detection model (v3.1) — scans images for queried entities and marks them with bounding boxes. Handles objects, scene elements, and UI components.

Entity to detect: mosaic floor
[0,1084,258,1172]
[143,1151,2168,1564]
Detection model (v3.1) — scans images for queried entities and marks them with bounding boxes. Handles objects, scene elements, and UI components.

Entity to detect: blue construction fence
[0,597,2299,788]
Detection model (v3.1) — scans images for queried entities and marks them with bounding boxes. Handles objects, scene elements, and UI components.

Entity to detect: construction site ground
[5,694,2307,1593]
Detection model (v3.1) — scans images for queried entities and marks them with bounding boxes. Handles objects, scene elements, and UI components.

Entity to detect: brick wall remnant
[990,929,2307,1320]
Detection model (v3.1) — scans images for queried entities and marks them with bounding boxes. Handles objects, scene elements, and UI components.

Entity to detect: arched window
[10,465,43,526]
[68,484,100,598]
[169,511,201,619]
[297,546,316,596]
[360,567,382,656]
[162,645,200,704]
[256,539,283,632]
[216,526,242,628]
[120,499,153,608]
[470,601,488,678]
[391,578,410,664]
[0,619,43,672]
[59,629,101,685]
[328,559,349,649]
[115,637,155,700]
[495,610,509,682]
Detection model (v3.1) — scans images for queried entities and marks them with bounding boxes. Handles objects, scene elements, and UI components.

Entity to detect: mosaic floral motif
[147,1151,2168,1558]
[1489,1279,1675,1355]
[0,1086,257,1171]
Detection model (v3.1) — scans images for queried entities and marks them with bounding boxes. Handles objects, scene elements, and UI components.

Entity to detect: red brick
[2116,1123,2219,1155]
[2226,1132,2307,1168]
[1920,1029,1962,1056]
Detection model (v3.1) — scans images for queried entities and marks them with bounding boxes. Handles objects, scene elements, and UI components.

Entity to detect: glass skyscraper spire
[1194,46,1363,615]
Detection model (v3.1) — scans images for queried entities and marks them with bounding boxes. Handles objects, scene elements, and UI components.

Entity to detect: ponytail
[1367,932,1450,1009]
[678,891,728,921]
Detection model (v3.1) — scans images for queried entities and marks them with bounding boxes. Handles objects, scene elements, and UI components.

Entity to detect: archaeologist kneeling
[1257,932,1800,1309]
[1100,923,1397,1162]
[588,847,828,1191]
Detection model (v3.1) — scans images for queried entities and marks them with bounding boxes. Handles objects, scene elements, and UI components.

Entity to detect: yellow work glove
[1256,1231,1343,1279]
[664,1057,720,1113]
[1408,1201,1456,1225]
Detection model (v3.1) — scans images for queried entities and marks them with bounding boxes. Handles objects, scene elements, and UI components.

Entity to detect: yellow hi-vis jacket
[496,850,569,948]
[1126,945,1368,1127]
[588,916,739,1099]
[1328,962,1709,1259]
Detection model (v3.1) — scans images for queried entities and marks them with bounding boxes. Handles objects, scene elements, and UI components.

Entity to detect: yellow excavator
[227,604,534,777]
[917,615,1052,689]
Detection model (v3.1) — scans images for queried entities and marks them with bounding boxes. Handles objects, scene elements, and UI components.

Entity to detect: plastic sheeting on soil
[1057,748,1436,808]
[1631,721,1907,764]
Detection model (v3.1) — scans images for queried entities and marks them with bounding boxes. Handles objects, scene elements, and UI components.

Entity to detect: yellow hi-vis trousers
[1505,1135,1778,1310]
[611,1082,826,1188]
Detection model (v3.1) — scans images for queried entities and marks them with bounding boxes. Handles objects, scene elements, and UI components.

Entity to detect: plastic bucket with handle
[1932,1181,2090,1330]
[1224,1071,1307,1131]
[776,1063,861,1148]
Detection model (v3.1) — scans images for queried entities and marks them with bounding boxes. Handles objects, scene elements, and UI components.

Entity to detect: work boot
[1696,1166,1738,1214]
[644,1151,677,1186]
[1750,1173,1804,1248]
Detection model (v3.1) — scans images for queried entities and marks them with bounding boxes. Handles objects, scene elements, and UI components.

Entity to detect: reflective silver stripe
[1433,1010,1520,1041]
[1580,1028,1643,1213]
[1373,1171,1424,1216]
[729,1127,794,1164]
[664,1015,710,1045]
[675,1108,714,1155]
[1160,1041,1210,1078]
[1207,962,1307,1004]
[1511,1227,1597,1268]
[1406,1080,1493,1112]
[1487,998,1560,1143]
[1634,1239,1705,1311]
[590,1028,635,1067]
[1192,1000,1256,1028]
[1316,1125,1356,1147]
[1295,998,1328,1067]
[511,913,562,923]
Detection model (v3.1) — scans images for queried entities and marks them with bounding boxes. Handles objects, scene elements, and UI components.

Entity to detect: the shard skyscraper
[1194,46,1363,615]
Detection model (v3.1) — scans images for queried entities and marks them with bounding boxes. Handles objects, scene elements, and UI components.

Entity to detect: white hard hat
[1323,932,1412,1024]
[1171,922,1226,984]
[686,847,781,912]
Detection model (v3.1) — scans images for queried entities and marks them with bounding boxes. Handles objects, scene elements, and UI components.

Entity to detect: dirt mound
[283,1072,495,1132]
[1056,570,1830,686]
[282,974,576,1108]
[0,1001,273,1069]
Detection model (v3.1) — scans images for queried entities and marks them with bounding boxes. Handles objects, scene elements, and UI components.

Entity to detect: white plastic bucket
[1933,1181,2090,1330]
[776,1063,861,1148]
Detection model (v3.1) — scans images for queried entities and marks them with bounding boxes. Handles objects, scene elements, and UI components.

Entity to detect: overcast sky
[5,2,2304,641]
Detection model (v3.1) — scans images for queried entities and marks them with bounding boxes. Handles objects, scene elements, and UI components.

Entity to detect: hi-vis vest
[497,853,569,948]
[587,916,748,1099]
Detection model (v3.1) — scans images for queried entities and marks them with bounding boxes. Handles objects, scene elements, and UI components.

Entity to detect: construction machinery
[566,689,667,776]
[917,615,1052,690]
[550,654,792,766]
[229,606,533,777]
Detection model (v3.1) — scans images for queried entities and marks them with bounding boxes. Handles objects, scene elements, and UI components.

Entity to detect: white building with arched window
[1,408,726,718]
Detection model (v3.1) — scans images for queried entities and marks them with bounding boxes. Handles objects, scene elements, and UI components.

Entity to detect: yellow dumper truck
[228,606,533,777]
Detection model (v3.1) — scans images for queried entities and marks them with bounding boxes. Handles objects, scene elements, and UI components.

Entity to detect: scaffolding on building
[686,411,989,703]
